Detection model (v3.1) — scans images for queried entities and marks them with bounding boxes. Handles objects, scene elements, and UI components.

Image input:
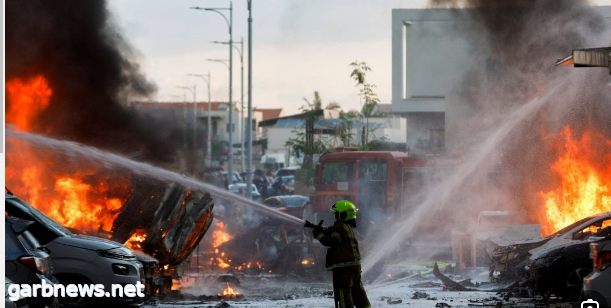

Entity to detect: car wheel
[301,203,313,221]
[559,267,591,301]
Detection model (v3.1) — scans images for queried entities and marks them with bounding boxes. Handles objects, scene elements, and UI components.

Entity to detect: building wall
[391,7,611,150]
[267,128,296,153]
[391,9,483,149]
[367,117,407,143]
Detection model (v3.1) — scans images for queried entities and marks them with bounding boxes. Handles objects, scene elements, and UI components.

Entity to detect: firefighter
[307,200,371,308]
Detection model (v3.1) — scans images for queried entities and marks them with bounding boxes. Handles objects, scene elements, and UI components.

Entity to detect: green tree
[303,91,342,111]
[286,91,335,191]
[350,61,380,149]
[326,101,342,110]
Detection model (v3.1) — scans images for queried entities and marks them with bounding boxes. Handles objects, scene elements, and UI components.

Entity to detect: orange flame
[6,75,52,131]
[217,257,231,269]
[124,231,147,251]
[540,127,611,235]
[5,75,132,234]
[212,221,233,248]
[219,282,239,297]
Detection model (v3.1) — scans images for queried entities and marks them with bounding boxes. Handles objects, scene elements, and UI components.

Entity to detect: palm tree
[303,91,323,111]
[326,101,342,110]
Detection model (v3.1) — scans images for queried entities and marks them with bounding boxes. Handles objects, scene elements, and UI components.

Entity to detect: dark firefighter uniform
[311,202,371,308]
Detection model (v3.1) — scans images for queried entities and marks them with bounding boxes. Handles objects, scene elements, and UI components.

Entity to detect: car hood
[488,224,544,247]
[53,234,125,251]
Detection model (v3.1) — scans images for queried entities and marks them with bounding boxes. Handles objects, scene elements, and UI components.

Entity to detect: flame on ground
[539,126,611,236]
[219,282,239,297]
[5,75,133,234]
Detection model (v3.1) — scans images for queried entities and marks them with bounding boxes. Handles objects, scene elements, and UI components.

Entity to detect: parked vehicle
[275,166,300,177]
[491,212,611,281]
[5,277,29,308]
[583,240,611,308]
[5,217,58,308]
[526,224,610,301]
[263,195,312,220]
[229,183,261,202]
[5,193,144,307]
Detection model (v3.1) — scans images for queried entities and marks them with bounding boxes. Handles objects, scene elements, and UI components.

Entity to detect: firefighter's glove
[312,228,323,238]
[304,220,315,229]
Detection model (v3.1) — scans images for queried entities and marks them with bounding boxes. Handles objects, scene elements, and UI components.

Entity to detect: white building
[259,110,406,168]
[392,7,611,151]
[392,9,477,150]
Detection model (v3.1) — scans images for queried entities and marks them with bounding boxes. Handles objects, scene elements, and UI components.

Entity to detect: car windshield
[321,161,356,184]
[279,196,309,207]
[7,197,72,237]
[547,215,603,239]
[281,176,294,184]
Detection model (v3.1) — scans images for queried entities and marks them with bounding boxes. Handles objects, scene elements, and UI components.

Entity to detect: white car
[5,193,144,307]
[229,183,261,202]
[583,240,611,308]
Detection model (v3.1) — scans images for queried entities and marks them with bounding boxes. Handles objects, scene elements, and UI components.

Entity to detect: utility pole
[212,38,245,173]
[245,0,254,199]
[192,2,234,187]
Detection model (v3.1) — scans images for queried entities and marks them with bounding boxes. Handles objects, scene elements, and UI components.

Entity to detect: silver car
[583,240,611,308]
[5,193,144,307]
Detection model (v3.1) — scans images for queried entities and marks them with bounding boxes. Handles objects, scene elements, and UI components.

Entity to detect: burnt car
[490,212,611,281]
[263,195,311,220]
[6,216,58,308]
[526,223,611,300]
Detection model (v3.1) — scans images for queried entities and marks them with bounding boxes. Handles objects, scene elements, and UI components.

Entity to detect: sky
[109,0,611,115]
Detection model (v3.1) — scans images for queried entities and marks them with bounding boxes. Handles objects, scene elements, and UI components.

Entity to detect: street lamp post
[206,59,234,180]
[177,85,197,150]
[191,2,234,187]
[212,37,244,174]
[246,0,254,200]
[188,73,212,168]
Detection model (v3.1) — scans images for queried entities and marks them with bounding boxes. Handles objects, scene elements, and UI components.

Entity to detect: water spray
[6,128,305,227]
[362,76,574,274]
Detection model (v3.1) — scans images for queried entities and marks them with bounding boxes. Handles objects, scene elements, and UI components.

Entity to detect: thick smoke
[364,0,611,275]
[5,0,179,162]
[428,0,611,223]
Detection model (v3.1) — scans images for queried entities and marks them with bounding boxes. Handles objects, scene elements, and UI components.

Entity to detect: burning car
[526,224,611,300]
[490,212,611,281]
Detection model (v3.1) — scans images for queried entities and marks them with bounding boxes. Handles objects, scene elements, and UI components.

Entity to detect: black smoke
[6,0,179,162]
